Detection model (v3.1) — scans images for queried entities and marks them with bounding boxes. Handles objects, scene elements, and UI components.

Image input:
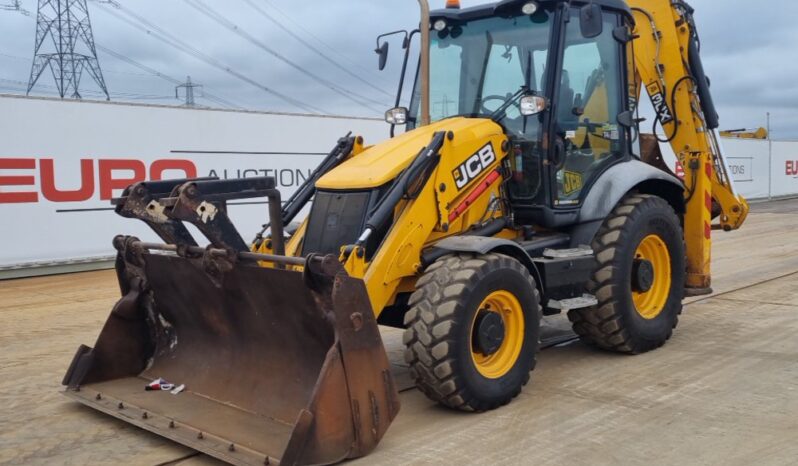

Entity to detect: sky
[1,0,797,138]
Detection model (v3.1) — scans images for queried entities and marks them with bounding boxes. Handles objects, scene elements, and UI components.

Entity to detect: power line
[1,13,241,109]
[240,0,392,99]
[96,44,242,109]
[93,0,327,114]
[261,0,392,86]
[97,1,321,112]
[0,0,31,15]
[182,0,387,113]
[2,48,175,80]
[1,77,171,100]
[95,45,181,85]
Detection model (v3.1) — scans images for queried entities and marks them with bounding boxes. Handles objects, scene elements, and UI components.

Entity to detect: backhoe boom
[629,0,749,291]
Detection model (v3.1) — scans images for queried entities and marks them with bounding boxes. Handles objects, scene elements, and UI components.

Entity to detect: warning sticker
[601,124,619,140]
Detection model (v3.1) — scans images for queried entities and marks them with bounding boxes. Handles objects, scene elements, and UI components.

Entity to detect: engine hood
[316,117,504,190]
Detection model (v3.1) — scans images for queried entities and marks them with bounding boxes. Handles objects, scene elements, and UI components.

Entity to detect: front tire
[403,253,541,412]
[568,194,685,354]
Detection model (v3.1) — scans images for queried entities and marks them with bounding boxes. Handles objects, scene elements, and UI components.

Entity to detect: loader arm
[629,0,749,291]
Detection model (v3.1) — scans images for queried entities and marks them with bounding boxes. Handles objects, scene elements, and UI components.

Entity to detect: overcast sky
[1,0,797,138]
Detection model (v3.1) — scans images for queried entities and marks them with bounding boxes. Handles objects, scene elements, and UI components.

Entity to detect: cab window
[554,10,624,206]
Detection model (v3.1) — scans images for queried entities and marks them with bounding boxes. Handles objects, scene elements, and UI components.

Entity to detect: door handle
[552,136,566,171]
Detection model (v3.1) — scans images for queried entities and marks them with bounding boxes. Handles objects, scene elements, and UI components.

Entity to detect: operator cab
[398,0,635,229]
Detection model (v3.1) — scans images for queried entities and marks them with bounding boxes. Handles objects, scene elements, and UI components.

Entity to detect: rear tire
[403,253,541,412]
[568,194,685,354]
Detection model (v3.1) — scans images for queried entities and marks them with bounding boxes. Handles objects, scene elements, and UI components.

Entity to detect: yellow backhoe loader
[62,0,748,464]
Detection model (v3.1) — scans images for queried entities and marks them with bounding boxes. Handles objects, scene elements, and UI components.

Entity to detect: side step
[534,246,596,316]
[547,294,599,312]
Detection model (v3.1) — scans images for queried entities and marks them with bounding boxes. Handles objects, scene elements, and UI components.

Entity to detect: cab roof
[431,0,632,22]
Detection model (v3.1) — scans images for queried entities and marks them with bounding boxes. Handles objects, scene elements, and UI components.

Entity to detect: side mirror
[579,3,603,39]
[520,95,548,116]
[376,42,390,71]
[385,107,409,125]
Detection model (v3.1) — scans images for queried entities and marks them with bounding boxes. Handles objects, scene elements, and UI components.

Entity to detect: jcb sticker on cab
[453,143,497,190]
[563,171,583,196]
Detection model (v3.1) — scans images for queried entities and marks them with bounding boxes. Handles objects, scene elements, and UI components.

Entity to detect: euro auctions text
[0,157,312,204]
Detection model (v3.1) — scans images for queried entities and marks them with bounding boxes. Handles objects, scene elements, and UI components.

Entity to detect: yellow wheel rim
[470,291,525,379]
[633,235,672,320]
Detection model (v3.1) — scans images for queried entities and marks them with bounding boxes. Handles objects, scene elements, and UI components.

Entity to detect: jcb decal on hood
[453,143,497,190]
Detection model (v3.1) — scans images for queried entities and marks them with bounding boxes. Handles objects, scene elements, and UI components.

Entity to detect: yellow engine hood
[316,117,504,190]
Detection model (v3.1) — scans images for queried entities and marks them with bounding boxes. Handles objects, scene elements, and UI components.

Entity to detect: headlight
[520,95,547,116]
[522,1,539,15]
[433,19,448,32]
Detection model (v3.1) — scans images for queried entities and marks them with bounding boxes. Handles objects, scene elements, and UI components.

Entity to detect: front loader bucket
[63,238,400,466]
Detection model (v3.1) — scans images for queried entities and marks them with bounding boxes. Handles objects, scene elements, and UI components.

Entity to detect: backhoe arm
[629,0,749,292]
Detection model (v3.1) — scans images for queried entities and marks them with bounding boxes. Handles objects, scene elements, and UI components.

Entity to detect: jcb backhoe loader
[62,0,748,464]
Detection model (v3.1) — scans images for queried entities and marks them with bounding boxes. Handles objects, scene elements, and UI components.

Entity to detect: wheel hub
[632,258,655,293]
[473,310,505,356]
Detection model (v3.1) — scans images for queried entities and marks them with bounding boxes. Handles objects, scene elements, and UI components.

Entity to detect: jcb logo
[563,171,583,196]
[453,143,497,190]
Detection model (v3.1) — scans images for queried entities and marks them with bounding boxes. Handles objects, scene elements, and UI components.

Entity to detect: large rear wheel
[568,194,685,354]
[403,253,541,412]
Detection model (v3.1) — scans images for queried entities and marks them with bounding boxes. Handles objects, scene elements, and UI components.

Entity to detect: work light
[522,1,539,15]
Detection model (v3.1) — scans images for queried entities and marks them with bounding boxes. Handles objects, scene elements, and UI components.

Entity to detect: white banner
[659,138,780,201]
[718,139,770,200]
[3,94,798,275]
[771,141,798,198]
[0,95,388,271]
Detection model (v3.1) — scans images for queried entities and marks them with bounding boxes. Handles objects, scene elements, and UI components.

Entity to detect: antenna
[27,0,110,100]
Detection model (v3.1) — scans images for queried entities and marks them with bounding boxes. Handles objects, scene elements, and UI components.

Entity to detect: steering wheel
[481,94,516,115]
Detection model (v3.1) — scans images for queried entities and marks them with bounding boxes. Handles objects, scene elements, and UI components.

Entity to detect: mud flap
[63,241,399,466]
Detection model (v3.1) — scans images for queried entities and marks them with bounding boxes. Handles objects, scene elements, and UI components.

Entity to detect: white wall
[0,95,388,273]
[2,94,796,276]
[771,141,798,198]
[659,137,796,202]
[718,139,771,200]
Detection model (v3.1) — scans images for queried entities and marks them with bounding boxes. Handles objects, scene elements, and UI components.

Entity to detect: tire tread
[568,194,684,354]
[403,253,541,412]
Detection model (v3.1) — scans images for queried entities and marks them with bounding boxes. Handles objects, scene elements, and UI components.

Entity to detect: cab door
[550,7,628,207]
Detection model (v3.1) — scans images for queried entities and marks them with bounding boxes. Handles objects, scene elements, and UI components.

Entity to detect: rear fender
[570,160,685,247]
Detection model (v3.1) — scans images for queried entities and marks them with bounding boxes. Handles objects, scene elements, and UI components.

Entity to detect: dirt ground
[1,199,797,465]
